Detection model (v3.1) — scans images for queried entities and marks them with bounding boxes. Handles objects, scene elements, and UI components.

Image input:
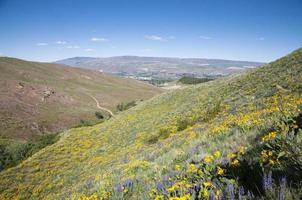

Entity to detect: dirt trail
[88,94,114,117]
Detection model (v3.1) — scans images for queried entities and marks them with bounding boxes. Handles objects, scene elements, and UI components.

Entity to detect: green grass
[0,48,301,199]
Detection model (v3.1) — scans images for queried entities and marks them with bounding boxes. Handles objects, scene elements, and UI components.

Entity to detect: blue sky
[0,0,301,62]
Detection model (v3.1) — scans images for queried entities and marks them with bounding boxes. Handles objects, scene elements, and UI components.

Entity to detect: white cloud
[56,40,67,45]
[91,37,109,42]
[199,35,212,40]
[85,48,94,52]
[145,35,166,41]
[67,45,80,49]
[36,43,48,46]
[168,36,175,39]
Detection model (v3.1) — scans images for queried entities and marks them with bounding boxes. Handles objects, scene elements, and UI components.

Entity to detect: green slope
[0,57,163,140]
[0,49,302,199]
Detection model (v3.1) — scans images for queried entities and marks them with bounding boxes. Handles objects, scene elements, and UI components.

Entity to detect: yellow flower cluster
[203,155,214,163]
[227,153,237,159]
[124,160,150,173]
[154,195,164,200]
[261,150,279,166]
[201,182,221,199]
[231,159,240,167]
[238,146,246,155]
[167,181,191,192]
[213,150,221,158]
[202,190,209,198]
[79,193,98,200]
[203,151,221,163]
[186,164,197,173]
[261,150,273,159]
[203,182,213,188]
[262,131,277,142]
[217,166,225,175]
[175,164,181,172]
[168,194,191,200]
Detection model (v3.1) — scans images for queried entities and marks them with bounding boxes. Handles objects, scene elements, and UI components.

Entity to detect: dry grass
[0,57,163,140]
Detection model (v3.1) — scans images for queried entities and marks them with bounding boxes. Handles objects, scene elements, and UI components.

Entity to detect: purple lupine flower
[115,185,123,193]
[263,171,273,190]
[209,190,216,200]
[195,182,202,192]
[268,171,273,188]
[156,182,167,195]
[218,192,224,200]
[124,179,134,191]
[238,186,244,200]
[227,183,235,200]
[279,176,286,200]
[263,173,268,189]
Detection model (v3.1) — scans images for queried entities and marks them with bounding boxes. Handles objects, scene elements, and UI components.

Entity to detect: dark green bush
[117,101,137,111]
[178,76,214,85]
[0,133,59,171]
[95,111,104,119]
[176,118,192,131]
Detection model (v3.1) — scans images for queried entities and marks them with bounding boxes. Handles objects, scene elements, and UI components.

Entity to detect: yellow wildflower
[261,150,268,159]
[169,194,190,200]
[261,150,273,161]
[202,190,209,198]
[269,159,275,165]
[217,166,225,175]
[231,159,240,166]
[227,153,236,159]
[203,182,213,188]
[203,155,214,163]
[167,186,175,192]
[175,164,181,172]
[186,164,196,173]
[268,151,273,156]
[238,146,246,155]
[80,193,98,200]
[262,131,277,142]
[155,195,164,200]
[216,190,221,198]
[213,151,221,158]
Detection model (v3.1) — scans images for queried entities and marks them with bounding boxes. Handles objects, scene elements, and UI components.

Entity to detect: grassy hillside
[0,57,162,140]
[0,49,301,199]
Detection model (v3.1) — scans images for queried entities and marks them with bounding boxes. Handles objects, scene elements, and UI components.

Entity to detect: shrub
[95,111,104,119]
[0,134,59,171]
[176,118,192,131]
[178,76,214,85]
[117,101,137,111]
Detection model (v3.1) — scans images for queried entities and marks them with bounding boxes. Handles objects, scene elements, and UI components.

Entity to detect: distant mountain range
[55,56,265,80]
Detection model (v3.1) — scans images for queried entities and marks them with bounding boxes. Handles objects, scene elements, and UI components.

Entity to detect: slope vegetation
[0,49,301,199]
[0,57,162,140]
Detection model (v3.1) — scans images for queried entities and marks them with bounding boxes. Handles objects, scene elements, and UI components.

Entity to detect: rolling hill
[56,56,264,80]
[0,49,301,199]
[0,57,163,140]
